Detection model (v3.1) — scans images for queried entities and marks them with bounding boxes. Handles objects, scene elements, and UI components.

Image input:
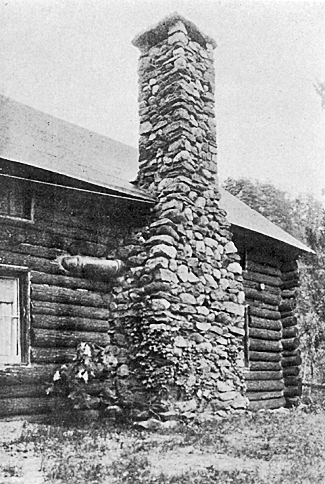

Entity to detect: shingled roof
[0,95,152,203]
[0,95,312,253]
[219,188,313,254]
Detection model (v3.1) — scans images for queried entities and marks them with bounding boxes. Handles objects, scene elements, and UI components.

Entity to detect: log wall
[280,260,302,406]
[243,251,285,411]
[243,248,301,410]
[0,176,303,418]
[0,182,144,418]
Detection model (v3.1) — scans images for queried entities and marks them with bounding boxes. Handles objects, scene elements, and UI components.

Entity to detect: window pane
[0,303,13,357]
[0,277,20,364]
[0,178,32,220]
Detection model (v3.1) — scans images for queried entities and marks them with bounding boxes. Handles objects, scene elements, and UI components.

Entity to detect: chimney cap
[132,12,217,51]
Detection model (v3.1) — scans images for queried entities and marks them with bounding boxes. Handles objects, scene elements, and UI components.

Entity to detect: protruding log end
[57,255,125,280]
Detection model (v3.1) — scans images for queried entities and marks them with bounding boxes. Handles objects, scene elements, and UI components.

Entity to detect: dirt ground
[0,414,291,484]
[0,421,43,484]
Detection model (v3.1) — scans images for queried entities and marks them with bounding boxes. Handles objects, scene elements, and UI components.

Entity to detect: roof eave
[230,222,315,256]
[1,156,155,204]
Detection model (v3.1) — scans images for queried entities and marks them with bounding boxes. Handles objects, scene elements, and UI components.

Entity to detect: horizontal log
[37,210,98,236]
[0,413,52,423]
[246,390,284,401]
[0,217,126,262]
[247,300,279,312]
[246,379,284,392]
[249,327,281,341]
[283,326,299,339]
[282,355,302,367]
[283,366,300,377]
[249,317,282,331]
[1,242,65,260]
[243,271,281,288]
[36,203,106,242]
[39,223,123,253]
[249,361,282,371]
[283,348,301,357]
[282,337,299,351]
[246,261,282,277]
[244,288,280,306]
[245,370,283,381]
[243,280,281,295]
[249,351,282,362]
[0,244,113,279]
[281,281,299,290]
[249,307,281,321]
[284,386,302,398]
[248,251,282,269]
[0,384,47,399]
[282,316,297,328]
[37,189,136,225]
[0,365,57,386]
[32,284,112,308]
[32,314,109,333]
[33,328,110,348]
[249,339,282,353]
[279,299,296,312]
[31,271,112,294]
[248,397,285,411]
[280,310,296,319]
[0,249,62,275]
[31,347,76,364]
[284,376,302,387]
[282,288,298,299]
[282,270,299,282]
[0,223,109,258]
[32,301,109,320]
[0,396,64,417]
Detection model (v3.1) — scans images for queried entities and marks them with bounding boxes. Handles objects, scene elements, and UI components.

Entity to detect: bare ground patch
[1,408,325,483]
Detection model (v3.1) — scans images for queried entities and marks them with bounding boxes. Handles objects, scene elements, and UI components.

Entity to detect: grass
[2,395,325,483]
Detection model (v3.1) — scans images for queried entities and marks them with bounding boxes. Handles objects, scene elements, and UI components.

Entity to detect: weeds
[0,463,22,478]
[2,405,325,483]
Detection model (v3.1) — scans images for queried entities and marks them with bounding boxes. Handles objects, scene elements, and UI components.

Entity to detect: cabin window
[0,268,29,366]
[0,178,33,221]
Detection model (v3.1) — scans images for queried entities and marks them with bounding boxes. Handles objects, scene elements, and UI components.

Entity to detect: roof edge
[219,188,314,255]
[1,156,155,204]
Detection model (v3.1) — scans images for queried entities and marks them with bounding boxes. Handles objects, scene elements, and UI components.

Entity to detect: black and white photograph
[0,0,324,482]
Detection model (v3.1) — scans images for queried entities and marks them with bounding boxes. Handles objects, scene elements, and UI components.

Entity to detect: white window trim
[0,265,30,367]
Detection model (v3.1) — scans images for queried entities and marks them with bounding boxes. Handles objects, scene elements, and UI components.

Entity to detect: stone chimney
[133,14,219,193]
[115,14,247,416]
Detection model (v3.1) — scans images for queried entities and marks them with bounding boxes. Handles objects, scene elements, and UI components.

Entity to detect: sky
[0,0,324,199]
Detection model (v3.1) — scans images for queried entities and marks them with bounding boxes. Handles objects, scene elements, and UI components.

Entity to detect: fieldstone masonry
[110,14,248,417]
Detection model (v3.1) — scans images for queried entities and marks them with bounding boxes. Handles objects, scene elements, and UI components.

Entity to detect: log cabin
[0,14,312,419]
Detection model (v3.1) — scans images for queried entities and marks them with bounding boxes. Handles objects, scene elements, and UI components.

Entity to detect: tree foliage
[223,177,325,381]
[223,178,294,234]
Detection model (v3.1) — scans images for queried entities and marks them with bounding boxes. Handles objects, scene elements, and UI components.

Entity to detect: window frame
[0,265,30,367]
[0,177,35,223]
